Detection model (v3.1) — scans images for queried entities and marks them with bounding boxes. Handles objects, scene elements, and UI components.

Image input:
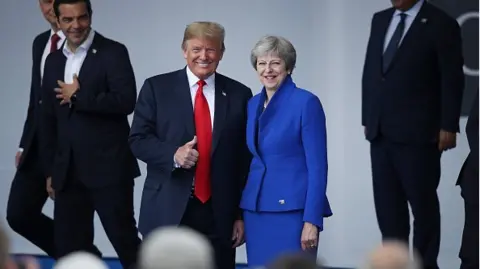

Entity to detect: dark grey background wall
[431,0,479,115]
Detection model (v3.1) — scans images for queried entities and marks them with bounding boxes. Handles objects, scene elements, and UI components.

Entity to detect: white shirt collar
[394,0,424,18]
[63,29,96,56]
[185,66,215,89]
[50,29,66,40]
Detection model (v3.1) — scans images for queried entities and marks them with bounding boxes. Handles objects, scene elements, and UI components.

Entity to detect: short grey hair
[54,252,108,269]
[139,226,214,269]
[250,35,297,73]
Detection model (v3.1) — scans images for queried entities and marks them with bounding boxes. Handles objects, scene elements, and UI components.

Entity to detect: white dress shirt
[186,67,216,127]
[173,67,216,172]
[40,30,66,79]
[63,30,96,83]
[383,0,424,52]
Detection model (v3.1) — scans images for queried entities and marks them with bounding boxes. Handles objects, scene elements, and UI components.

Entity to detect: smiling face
[183,38,224,80]
[256,54,289,91]
[56,2,91,50]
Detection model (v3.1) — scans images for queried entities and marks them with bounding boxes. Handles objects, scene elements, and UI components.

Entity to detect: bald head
[364,240,421,269]
[139,226,214,269]
[54,252,108,269]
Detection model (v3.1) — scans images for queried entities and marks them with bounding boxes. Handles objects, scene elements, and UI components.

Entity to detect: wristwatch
[71,93,77,103]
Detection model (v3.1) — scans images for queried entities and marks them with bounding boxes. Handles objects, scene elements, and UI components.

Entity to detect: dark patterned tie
[383,13,407,73]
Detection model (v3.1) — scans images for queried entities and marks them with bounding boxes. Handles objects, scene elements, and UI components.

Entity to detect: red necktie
[194,80,212,203]
[50,33,61,53]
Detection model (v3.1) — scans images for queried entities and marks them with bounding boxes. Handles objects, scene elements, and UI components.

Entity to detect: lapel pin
[92,48,97,54]
[421,18,427,23]
[222,91,226,96]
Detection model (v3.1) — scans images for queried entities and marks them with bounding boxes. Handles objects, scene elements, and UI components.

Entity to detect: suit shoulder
[426,3,459,25]
[247,92,261,108]
[33,30,50,42]
[45,49,63,64]
[140,70,184,97]
[145,69,182,85]
[294,88,326,114]
[294,88,322,103]
[217,73,251,94]
[33,30,50,47]
[97,35,129,52]
[372,7,394,20]
[249,92,261,103]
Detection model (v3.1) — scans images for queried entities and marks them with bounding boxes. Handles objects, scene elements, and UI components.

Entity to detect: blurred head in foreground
[363,240,421,269]
[54,251,107,269]
[266,253,322,269]
[139,226,214,269]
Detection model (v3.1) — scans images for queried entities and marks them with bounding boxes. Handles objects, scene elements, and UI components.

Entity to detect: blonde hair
[182,21,226,52]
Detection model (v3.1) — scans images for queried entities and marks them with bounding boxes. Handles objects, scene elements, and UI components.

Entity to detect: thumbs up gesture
[185,136,197,148]
[174,136,199,169]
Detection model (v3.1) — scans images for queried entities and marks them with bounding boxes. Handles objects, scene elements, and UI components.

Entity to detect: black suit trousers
[54,167,141,269]
[6,146,56,258]
[180,197,235,269]
[370,136,441,269]
[459,157,479,269]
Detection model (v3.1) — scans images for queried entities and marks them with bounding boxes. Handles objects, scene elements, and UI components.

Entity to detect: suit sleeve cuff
[237,209,243,220]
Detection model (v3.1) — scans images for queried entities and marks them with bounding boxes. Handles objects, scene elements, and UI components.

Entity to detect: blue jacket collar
[258,75,294,106]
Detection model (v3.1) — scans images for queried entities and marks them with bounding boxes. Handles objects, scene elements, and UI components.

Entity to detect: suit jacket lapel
[57,56,67,83]
[176,69,195,138]
[258,75,294,129]
[34,32,50,69]
[384,3,429,74]
[78,35,100,83]
[54,55,69,114]
[377,9,395,73]
[211,75,227,156]
[34,32,50,95]
[248,91,266,157]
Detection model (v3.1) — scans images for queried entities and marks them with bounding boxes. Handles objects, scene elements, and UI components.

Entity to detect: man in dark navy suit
[129,21,252,269]
[362,0,464,268]
[6,0,85,259]
[456,89,478,269]
[40,0,141,267]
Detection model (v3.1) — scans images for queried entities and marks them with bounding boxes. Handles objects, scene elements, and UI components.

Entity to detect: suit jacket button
[38,100,42,104]
[278,199,285,204]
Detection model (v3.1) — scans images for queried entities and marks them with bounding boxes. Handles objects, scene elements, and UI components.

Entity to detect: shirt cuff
[173,156,180,168]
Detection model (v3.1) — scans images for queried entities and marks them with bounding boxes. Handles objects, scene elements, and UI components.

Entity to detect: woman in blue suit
[240,35,332,267]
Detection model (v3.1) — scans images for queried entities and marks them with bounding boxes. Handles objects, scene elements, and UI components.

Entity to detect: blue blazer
[240,75,332,230]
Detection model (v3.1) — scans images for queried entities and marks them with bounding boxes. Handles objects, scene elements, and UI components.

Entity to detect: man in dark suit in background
[361,0,464,268]
[7,0,69,258]
[40,0,141,267]
[129,21,252,269]
[456,89,478,269]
